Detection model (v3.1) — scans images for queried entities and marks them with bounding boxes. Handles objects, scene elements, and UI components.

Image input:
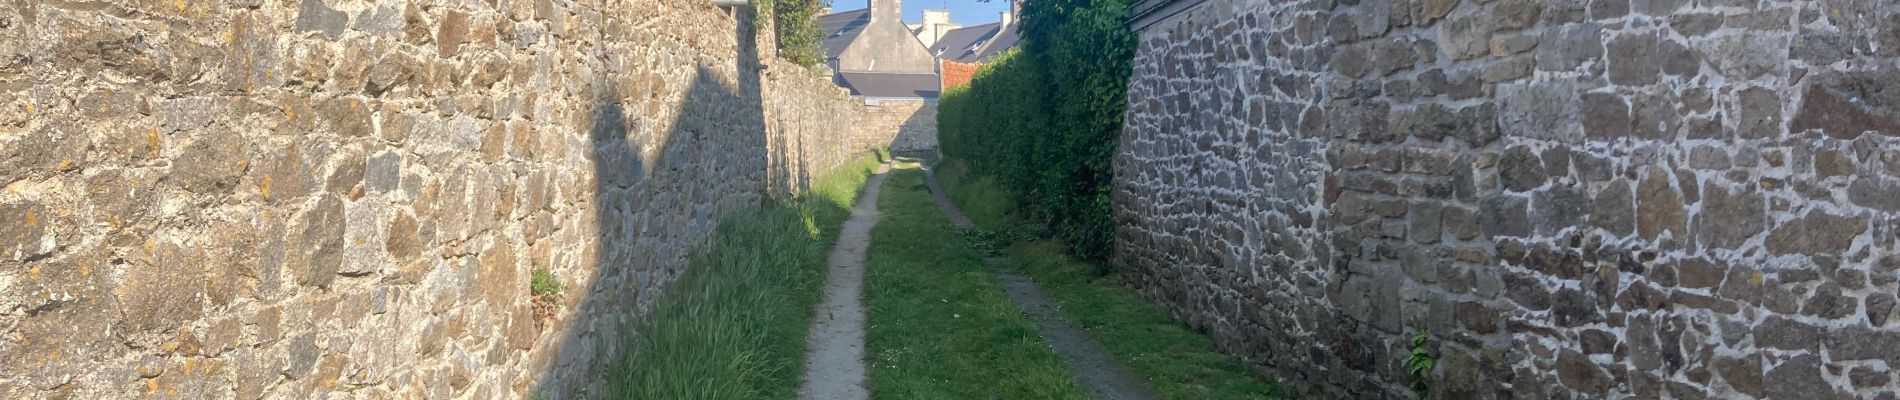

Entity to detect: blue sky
[837,0,1012,25]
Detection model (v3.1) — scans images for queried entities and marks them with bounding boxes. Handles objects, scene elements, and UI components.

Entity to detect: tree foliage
[938,0,1136,261]
[772,0,829,68]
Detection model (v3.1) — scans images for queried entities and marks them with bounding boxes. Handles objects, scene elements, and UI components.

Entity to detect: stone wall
[0,0,865,398]
[1115,0,1900,398]
[854,99,938,153]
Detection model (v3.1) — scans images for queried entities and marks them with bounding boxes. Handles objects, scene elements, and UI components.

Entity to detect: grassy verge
[863,165,1088,399]
[934,159,1284,400]
[932,158,1017,230]
[603,152,882,399]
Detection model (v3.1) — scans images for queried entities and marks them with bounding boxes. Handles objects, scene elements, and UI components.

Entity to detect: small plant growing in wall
[531,269,564,323]
[1403,328,1437,399]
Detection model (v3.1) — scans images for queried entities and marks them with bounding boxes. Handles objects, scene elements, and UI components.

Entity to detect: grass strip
[935,160,1285,400]
[862,165,1088,399]
[603,152,882,399]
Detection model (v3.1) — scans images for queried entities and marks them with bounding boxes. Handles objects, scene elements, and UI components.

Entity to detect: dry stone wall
[0,0,865,398]
[1115,0,1900,398]
[853,99,938,153]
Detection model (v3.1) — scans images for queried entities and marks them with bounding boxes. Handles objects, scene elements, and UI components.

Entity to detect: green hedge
[937,0,1136,261]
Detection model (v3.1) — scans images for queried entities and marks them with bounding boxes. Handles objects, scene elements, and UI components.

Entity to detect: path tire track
[921,165,1160,400]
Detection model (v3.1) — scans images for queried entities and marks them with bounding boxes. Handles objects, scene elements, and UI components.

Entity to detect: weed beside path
[935,161,1284,400]
[862,165,1088,399]
[602,153,881,399]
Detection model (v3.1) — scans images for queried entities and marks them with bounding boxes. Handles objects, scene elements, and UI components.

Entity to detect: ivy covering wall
[771,0,828,67]
[937,0,1136,260]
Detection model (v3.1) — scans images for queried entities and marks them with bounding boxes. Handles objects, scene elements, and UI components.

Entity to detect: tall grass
[934,160,1283,399]
[863,166,1088,399]
[602,152,881,399]
[932,158,1024,232]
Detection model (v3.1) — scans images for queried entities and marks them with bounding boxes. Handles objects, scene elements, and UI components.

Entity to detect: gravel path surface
[796,164,889,400]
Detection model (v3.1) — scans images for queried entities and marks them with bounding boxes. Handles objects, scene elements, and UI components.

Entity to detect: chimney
[871,0,901,20]
[923,9,950,26]
[1000,1,1018,27]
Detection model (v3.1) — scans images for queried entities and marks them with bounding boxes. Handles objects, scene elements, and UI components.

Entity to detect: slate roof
[838,72,941,99]
[818,8,870,59]
[817,8,940,99]
[974,26,1019,59]
[929,22,1019,63]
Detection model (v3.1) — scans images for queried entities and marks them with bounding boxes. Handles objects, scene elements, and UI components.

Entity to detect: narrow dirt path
[797,164,889,400]
[921,166,1160,400]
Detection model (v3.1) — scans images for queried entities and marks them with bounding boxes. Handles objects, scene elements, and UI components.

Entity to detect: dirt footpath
[796,164,889,400]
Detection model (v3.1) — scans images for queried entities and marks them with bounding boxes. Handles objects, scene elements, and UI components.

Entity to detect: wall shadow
[530,7,776,398]
[889,102,939,157]
[765,86,814,196]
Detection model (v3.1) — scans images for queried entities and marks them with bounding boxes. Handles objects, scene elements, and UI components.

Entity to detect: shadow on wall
[891,103,937,155]
[765,80,816,196]
[528,8,772,398]
[858,100,938,154]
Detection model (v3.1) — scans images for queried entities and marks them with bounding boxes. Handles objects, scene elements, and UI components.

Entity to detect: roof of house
[975,26,1019,59]
[838,72,941,99]
[818,8,871,59]
[929,22,1019,63]
[818,8,940,99]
